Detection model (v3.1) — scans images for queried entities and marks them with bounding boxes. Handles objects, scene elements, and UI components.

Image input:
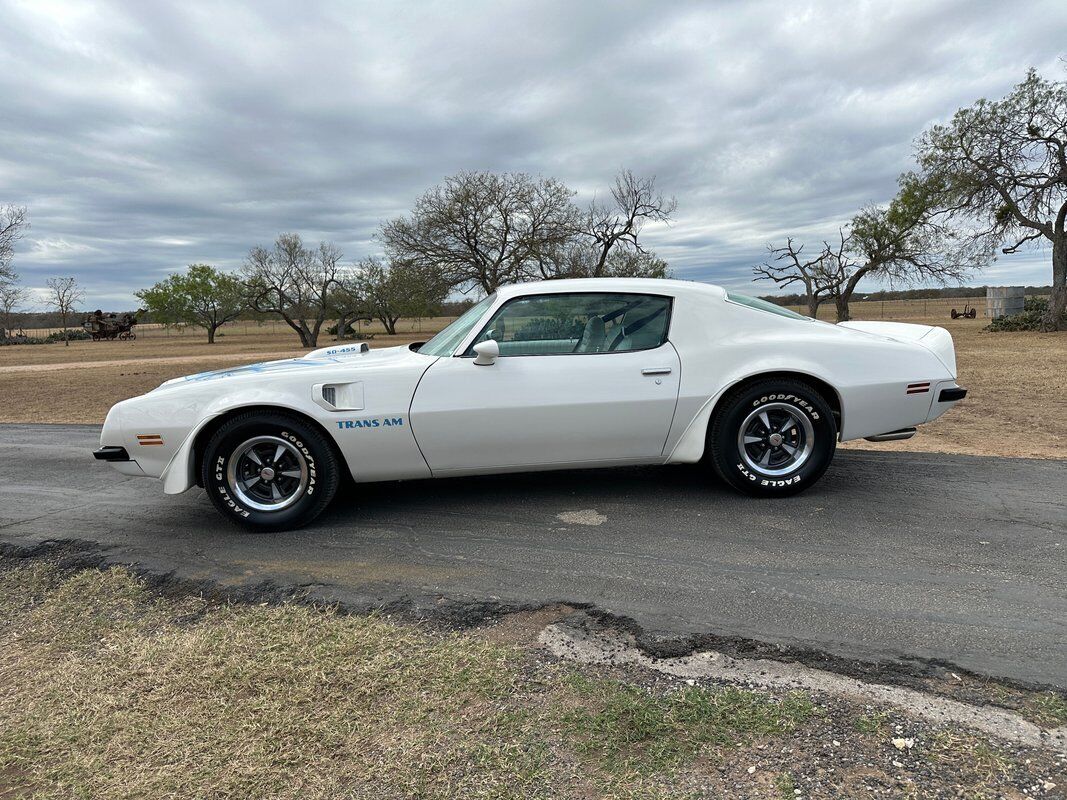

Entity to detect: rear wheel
[707,379,837,497]
[201,411,340,531]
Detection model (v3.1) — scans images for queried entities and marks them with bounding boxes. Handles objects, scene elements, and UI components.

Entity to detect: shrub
[46,329,92,342]
[985,296,1066,332]
[0,329,92,345]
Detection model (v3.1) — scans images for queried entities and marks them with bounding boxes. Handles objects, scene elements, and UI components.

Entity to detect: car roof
[494,277,728,301]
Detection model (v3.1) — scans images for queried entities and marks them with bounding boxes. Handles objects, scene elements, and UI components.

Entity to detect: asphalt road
[1,423,1064,687]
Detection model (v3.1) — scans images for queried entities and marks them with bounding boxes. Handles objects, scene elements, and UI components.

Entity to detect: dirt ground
[0,307,1064,460]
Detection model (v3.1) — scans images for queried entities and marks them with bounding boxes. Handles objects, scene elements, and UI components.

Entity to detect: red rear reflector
[906,382,930,395]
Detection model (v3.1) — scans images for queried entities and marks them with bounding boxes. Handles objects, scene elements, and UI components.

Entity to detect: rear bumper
[938,387,967,403]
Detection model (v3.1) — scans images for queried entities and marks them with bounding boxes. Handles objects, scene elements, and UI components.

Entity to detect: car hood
[156,344,431,389]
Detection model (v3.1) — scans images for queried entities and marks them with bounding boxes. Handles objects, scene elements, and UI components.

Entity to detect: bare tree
[244,234,342,348]
[45,276,84,346]
[759,174,976,322]
[829,176,973,321]
[753,239,834,318]
[380,171,580,294]
[534,239,671,280]
[0,281,28,338]
[583,170,677,275]
[1,205,28,278]
[915,68,1067,329]
[340,257,449,336]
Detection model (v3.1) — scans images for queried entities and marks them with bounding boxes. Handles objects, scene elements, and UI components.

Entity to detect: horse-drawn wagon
[84,310,138,341]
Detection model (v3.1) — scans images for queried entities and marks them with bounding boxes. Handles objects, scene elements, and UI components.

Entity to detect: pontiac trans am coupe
[95,278,967,530]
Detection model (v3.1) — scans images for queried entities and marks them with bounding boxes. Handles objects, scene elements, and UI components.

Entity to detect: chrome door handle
[641,367,672,376]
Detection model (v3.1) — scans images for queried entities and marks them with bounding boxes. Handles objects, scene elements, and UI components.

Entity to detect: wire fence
[778,296,996,321]
[14,316,457,340]
[11,296,1028,340]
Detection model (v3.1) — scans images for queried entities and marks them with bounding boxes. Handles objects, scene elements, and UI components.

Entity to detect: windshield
[417,294,496,356]
[726,291,810,321]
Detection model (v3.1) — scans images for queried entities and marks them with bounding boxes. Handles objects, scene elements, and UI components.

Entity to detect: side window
[467,292,671,357]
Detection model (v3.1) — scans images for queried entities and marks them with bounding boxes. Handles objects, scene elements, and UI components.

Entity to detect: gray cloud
[1,0,1064,307]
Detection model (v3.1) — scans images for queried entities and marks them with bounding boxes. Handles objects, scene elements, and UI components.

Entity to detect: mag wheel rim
[737,402,815,477]
[226,435,308,512]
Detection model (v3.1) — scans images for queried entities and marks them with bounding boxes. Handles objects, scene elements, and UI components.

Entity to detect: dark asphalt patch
[1,423,1065,688]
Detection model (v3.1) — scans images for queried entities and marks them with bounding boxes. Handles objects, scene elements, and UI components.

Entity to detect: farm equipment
[84,310,138,341]
[950,304,977,320]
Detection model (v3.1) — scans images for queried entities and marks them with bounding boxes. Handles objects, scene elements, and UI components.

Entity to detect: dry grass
[2,562,1060,800]
[0,302,1065,460]
[0,564,812,799]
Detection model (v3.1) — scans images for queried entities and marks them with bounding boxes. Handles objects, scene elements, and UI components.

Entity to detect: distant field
[1,298,1063,459]
[780,295,992,321]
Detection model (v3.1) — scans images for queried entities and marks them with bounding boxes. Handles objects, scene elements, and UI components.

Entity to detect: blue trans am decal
[336,417,404,429]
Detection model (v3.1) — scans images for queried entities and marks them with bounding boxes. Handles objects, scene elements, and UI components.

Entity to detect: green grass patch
[852,710,891,734]
[1027,692,1067,727]
[558,672,813,776]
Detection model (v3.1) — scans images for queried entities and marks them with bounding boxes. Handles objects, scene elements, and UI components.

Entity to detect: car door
[409,291,681,475]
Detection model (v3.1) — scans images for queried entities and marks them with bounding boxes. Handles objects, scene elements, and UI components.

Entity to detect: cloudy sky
[2,0,1065,308]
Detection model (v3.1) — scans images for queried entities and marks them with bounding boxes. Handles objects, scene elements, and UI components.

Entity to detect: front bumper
[93,446,130,462]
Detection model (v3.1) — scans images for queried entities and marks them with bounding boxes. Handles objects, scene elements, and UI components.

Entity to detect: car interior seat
[575,316,607,352]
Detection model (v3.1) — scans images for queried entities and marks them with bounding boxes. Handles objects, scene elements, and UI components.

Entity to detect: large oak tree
[915,68,1067,329]
[244,234,343,348]
[380,171,579,294]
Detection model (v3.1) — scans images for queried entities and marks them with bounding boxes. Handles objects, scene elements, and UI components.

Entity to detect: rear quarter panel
[663,293,955,459]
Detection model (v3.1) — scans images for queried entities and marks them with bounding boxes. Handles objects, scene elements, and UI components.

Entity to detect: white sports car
[95,278,966,530]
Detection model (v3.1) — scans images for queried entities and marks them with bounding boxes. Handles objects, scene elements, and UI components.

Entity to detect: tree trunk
[62,313,69,346]
[380,315,398,335]
[1045,236,1066,331]
[279,314,315,347]
[834,294,851,322]
[806,293,820,319]
[335,313,350,340]
[207,324,217,344]
[835,267,870,323]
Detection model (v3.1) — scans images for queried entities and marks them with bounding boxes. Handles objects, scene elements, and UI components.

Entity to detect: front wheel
[201,411,341,531]
[707,379,837,497]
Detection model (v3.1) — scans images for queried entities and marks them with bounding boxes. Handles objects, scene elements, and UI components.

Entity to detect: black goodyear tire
[201,411,341,531]
[708,379,837,497]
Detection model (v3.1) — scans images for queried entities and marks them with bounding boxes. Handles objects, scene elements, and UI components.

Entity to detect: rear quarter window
[726,292,811,321]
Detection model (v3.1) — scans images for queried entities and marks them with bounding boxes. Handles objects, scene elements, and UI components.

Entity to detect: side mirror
[472,339,499,366]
